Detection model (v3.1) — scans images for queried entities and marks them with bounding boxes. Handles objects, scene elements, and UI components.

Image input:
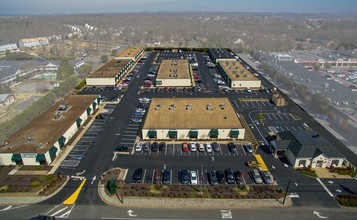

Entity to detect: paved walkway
[314,168,353,179]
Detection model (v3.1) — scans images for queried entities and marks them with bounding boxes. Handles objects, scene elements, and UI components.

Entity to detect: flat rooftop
[218,60,259,81]
[115,47,142,58]
[157,60,190,79]
[143,98,243,129]
[88,59,129,78]
[208,48,236,61]
[1,95,98,154]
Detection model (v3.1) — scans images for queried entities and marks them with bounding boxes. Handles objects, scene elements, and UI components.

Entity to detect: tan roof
[1,95,98,154]
[88,59,130,78]
[143,98,242,129]
[115,47,142,58]
[157,60,190,79]
[218,60,259,81]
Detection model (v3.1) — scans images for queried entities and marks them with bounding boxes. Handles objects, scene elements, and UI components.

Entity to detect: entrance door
[316,160,323,167]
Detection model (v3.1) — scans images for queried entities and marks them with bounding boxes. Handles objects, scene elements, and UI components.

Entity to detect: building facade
[155,60,192,87]
[0,94,15,108]
[0,41,18,53]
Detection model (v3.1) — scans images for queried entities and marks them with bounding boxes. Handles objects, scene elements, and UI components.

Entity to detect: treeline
[0,76,79,141]
[2,51,35,60]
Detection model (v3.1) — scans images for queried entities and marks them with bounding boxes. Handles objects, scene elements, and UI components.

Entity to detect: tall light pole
[283,178,291,205]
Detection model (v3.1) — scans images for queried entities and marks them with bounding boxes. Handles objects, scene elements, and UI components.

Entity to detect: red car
[194,75,201,80]
[182,142,189,152]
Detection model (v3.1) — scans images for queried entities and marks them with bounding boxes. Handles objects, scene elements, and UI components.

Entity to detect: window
[331,160,339,167]
[156,80,162,86]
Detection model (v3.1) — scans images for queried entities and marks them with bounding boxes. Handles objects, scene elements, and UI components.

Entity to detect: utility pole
[283,178,291,204]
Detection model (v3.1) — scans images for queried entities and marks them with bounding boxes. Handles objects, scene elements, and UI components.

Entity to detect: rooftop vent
[27,137,35,142]
[58,104,68,111]
[220,103,226,110]
[186,104,192,110]
[206,104,212,111]
[155,103,162,111]
[169,104,175,111]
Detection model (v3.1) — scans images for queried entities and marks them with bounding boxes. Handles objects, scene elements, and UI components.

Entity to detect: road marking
[265,113,272,120]
[316,178,334,197]
[277,114,284,120]
[240,145,246,156]
[123,134,136,137]
[271,114,278,120]
[112,154,117,161]
[142,169,147,184]
[291,126,297,131]
[313,211,328,219]
[124,131,137,134]
[283,113,290,120]
[285,126,290,131]
[127,210,137,217]
[51,206,68,216]
[297,126,303,131]
[63,178,86,205]
[221,209,232,219]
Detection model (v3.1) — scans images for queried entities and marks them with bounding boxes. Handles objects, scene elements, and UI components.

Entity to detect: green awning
[210,129,219,138]
[168,130,177,138]
[189,130,198,138]
[76,118,83,128]
[97,97,101,104]
[36,154,46,162]
[148,130,157,138]
[49,146,58,156]
[92,101,97,109]
[230,129,239,138]
[58,136,66,146]
[86,107,92,116]
[11,154,22,162]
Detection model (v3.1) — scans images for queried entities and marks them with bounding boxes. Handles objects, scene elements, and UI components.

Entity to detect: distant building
[217,60,261,89]
[273,131,345,168]
[0,95,100,166]
[0,41,18,53]
[272,93,286,106]
[115,47,144,61]
[86,59,133,86]
[0,94,15,108]
[18,37,49,48]
[207,48,236,63]
[72,59,85,69]
[155,60,192,87]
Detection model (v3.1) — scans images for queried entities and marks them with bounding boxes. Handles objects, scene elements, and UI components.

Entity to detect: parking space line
[119,142,133,145]
[271,114,278,120]
[125,131,137,134]
[151,169,155,184]
[142,169,147,184]
[250,102,256,107]
[265,113,272,120]
[173,145,175,156]
[283,113,290,120]
[291,126,297,131]
[277,114,284,120]
[122,138,135,141]
[285,126,290,131]
[261,102,266,107]
[240,145,246,156]
[123,134,136,137]
[267,102,272,106]
[298,126,303,131]
[165,145,167,156]
[170,169,173,184]
[126,127,138,130]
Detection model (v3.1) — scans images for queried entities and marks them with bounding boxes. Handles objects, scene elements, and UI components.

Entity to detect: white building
[155,60,192,87]
[18,37,49,48]
[0,94,15,108]
[0,41,18,53]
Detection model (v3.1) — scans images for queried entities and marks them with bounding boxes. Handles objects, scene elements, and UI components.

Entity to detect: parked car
[198,143,205,152]
[143,142,150,152]
[162,170,170,184]
[132,168,143,183]
[96,114,104,119]
[131,118,142,123]
[234,170,245,185]
[225,169,235,184]
[136,108,146,113]
[228,142,237,152]
[205,143,212,152]
[159,142,166,151]
[151,142,158,151]
[190,171,198,185]
[244,144,253,153]
[182,142,189,152]
[216,171,226,184]
[212,142,221,152]
[135,142,142,152]
[133,111,145,116]
[208,170,218,185]
[246,160,261,168]
[189,142,197,152]
[138,97,150,103]
[251,169,263,184]
[180,169,190,184]
[153,170,162,184]
[260,171,273,184]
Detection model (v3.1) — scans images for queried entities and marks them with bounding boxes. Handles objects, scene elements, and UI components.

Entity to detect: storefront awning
[92,101,97,109]
[189,130,198,138]
[58,136,66,146]
[49,146,58,156]
[210,129,219,137]
[76,118,83,128]
[148,130,157,138]
[11,154,22,162]
[231,129,239,135]
[86,107,92,115]
[36,154,46,162]
[168,130,177,138]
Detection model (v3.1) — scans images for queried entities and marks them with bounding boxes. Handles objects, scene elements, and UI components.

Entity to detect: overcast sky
[0,0,356,15]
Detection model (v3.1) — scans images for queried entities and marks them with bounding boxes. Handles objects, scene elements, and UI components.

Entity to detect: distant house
[0,41,18,53]
[273,130,345,168]
[0,94,15,108]
[18,37,49,48]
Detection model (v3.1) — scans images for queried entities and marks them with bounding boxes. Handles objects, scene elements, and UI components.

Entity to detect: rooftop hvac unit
[58,104,68,111]
[186,104,192,110]
[206,104,212,111]
[220,103,226,110]
[169,104,175,111]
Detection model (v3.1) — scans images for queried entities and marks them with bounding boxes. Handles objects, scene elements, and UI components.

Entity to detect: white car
[189,142,197,152]
[198,143,205,152]
[205,143,212,152]
[136,108,146,113]
[190,171,198,185]
[135,142,142,152]
[138,98,150,103]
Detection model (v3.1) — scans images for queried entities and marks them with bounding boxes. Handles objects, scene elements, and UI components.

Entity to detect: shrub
[0,185,9,193]
[31,181,41,188]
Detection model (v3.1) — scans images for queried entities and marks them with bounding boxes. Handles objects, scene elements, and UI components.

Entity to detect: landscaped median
[98,168,292,208]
